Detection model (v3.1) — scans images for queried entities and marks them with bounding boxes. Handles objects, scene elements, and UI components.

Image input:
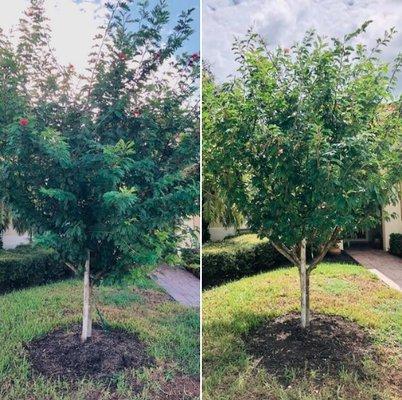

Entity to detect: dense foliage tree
[202,68,243,234]
[0,0,199,341]
[203,23,402,328]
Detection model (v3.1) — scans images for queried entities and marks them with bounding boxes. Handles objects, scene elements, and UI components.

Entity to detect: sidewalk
[345,249,402,292]
[150,264,200,307]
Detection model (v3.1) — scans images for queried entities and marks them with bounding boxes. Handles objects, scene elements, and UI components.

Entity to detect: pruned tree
[203,23,402,328]
[0,0,199,342]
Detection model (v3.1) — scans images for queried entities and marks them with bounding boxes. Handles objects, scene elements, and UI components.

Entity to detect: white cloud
[0,0,106,73]
[203,0,402,93]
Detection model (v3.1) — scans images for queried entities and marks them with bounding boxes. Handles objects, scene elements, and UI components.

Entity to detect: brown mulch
[26,324,154,382]
[244,312,377,383]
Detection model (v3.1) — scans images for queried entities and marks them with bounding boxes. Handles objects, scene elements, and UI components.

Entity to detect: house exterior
[2,226,29,249]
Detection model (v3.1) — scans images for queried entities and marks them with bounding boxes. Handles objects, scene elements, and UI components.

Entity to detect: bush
[181,247,200,278]
[0,245,71,293]
[389,233,402,257]
[202,234,286,288]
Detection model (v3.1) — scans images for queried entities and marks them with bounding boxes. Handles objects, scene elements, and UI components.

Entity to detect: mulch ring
[26,324,154,382]
[244,312,377,384]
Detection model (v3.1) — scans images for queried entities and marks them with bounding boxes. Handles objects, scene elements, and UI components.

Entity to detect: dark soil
[244,313,376,384]
[324,250,358,264]
[26,324,154,382]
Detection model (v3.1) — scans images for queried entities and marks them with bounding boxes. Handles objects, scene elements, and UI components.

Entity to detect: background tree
[0,0,199,342]
[202,67,243,242]
[203,23,402,328]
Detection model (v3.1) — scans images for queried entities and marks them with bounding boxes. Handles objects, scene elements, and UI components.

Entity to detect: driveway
[345,248,402,292]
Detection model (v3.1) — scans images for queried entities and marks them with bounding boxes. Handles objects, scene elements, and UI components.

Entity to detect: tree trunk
[81,250,92,342]
[299,239,310,328]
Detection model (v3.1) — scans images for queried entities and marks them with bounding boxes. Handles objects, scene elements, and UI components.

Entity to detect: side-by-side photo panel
[0,1,200,399]
[202,1,402,399]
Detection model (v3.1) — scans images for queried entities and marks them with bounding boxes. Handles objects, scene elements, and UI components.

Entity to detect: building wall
[2,227,30,249]
[208,221,248,242]
[382,195,402,251]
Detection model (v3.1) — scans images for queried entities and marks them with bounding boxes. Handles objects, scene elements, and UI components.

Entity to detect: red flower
[284,48,290,54]
[191,52,200,61]
[132,109,141,118]
[19,118,29,127]
[118,52,127,61]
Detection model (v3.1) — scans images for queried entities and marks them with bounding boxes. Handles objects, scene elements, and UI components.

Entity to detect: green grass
[203,234,268,255]
[0,267,200,400]
[203,263,402,400]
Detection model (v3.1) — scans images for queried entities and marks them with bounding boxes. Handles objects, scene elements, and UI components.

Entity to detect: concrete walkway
[345,249,402,292]
[150,264,200,308]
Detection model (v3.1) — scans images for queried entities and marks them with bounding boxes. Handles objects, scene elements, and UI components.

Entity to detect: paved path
[150,264,200,307]
[345,249,402,292]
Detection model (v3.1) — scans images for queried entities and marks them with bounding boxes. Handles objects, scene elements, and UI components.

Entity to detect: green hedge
[181,247,200,278]
[389,233,402,257]
[0,245,71,293]
[202,234,286,288]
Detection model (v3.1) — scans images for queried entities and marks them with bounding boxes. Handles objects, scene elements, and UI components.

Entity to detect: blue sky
[203,0,402,94]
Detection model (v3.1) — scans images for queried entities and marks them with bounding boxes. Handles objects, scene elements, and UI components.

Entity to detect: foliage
[389,233,402,257]
[0,0,199,280]
[180,247,200,277]
[203,234,286,288]
[202,68,244,228]
[0,245,71,292]
[203,23,402,261]
[203,263,402,399]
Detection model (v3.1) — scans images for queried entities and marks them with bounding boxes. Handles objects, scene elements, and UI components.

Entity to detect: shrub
[389,233,402,257]
[181,247,200,278]
[0,245,71,293]
[202,234,286,288]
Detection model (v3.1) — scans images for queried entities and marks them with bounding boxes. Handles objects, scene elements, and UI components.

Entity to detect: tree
[0,0,199,342]
[203,23,402,328]
[202,67,244,238]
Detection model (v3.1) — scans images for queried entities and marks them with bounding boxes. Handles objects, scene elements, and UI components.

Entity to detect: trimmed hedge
[181,247,200,278]
[389,233,402,257]
[0,245,71,292]
[202,234,286,288]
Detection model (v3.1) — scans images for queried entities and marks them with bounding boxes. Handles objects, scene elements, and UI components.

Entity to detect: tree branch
[65,262,78,274]
[308,227,341,271]
[271,241,301,266]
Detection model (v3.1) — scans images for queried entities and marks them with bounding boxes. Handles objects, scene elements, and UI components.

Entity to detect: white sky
[0,0,106,73]
[203,0,402,94]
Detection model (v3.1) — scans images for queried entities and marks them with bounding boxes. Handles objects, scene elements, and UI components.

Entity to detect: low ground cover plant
[203,234,286,288]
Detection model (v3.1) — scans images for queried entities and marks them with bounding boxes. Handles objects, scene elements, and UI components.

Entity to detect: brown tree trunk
[299,239,310,328]
[81,250,92,342]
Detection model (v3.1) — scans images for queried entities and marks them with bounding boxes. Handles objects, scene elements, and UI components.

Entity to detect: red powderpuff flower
[190,52,200,61]
[284,48,291,54]
[132,109,141,118]
[118,52,127,61]
[19,118,29,127]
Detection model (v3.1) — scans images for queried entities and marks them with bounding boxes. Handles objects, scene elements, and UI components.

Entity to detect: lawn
[0,267,200,400]
[203,263,402,400]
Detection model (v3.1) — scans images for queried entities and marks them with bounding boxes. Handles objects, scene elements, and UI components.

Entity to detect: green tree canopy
[0,0,199,340]
[203,22,402,327]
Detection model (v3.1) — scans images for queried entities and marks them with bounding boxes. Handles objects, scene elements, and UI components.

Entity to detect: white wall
[2,227,30,250]
[382,196,402,251]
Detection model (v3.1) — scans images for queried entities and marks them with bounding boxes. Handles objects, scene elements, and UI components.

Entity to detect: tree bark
[299,238,310,328]
[81,250,92,342]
